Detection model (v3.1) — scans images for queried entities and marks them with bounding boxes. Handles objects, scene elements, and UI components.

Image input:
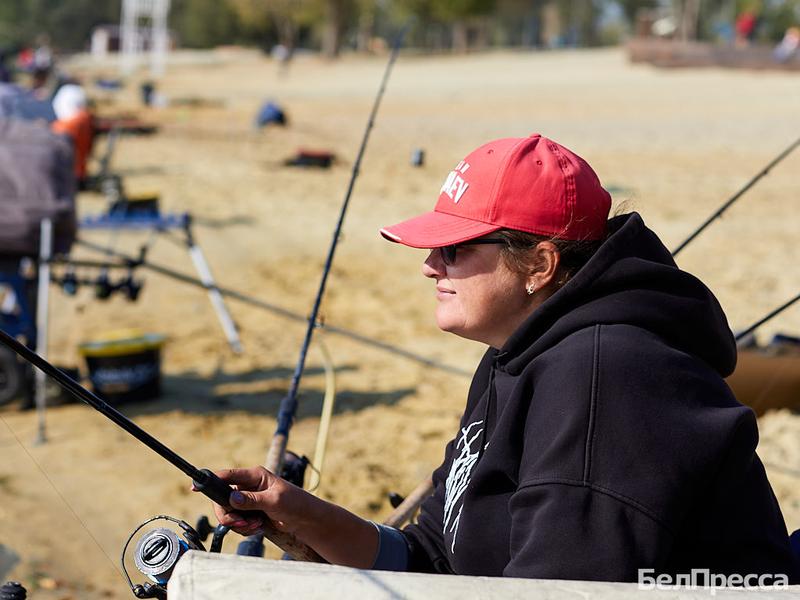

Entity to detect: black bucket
[79,330,166,404]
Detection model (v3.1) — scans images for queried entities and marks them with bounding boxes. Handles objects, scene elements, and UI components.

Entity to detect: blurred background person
[51,83,94,188]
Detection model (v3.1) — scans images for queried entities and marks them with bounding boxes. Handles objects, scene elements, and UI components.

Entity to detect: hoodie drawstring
[477,361,496,461]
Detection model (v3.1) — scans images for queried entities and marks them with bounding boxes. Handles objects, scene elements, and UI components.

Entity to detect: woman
[205,134,798,582]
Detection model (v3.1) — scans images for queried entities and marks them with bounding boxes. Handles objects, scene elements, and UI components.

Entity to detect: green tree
[0,0,121,52]
[226,0,320,51]
[172,0,242,48]
[320,0,356,57]
[393,0,497,51]
[433,0,496,51]
[616,0,658,29]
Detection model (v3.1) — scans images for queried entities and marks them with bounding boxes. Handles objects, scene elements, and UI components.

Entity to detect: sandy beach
[1,47,799,598]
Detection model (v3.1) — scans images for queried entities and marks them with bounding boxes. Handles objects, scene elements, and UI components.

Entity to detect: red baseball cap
[380,134,611,248]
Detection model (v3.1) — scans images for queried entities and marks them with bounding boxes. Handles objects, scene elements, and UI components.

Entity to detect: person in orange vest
[51,83,94,188]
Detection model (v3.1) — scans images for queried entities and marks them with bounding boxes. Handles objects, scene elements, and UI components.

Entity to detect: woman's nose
[422,249,445,279]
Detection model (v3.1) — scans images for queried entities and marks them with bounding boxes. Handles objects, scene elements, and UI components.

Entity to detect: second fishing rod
[669,135,800,343]
[671,135,800,257]
[245,25,409,562]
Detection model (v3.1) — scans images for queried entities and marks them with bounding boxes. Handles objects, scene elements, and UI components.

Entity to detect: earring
[526,282,536,295]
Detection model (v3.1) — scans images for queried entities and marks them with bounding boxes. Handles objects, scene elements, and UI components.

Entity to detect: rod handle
[192,468,261,520]
[193,468,325,562]
[261,521,327,563]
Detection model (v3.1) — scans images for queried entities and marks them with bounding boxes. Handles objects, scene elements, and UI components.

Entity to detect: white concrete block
[168,551,800,599]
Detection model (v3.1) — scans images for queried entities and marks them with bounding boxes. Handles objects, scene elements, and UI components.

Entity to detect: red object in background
[16,47,33,70]
[92,115,159,136]
[735,11,757,39]
[284,148,335,168]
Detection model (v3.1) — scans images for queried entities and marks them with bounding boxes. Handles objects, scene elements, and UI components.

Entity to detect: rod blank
[672,136,800,257]
[0,327,201,479]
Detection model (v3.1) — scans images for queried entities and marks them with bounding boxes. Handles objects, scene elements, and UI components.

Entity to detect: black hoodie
[399,213,798,582]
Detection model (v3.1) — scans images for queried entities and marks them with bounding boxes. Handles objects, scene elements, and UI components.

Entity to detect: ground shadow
[115,364,414,419]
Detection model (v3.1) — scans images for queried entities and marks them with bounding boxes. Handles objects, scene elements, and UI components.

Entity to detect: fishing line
[0,414,126,583]
[307,334,337,492]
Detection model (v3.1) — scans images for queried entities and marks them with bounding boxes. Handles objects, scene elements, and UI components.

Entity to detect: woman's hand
[195,465,381,568]
[203,466,315,537]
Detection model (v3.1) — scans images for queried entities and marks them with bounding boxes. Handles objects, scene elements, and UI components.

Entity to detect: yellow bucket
[79,329,166,404]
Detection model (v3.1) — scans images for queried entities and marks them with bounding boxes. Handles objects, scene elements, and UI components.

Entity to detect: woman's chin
[435,313,457,332]
[435,312,466,337]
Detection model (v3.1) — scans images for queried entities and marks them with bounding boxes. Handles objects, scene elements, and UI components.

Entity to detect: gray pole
[34,218,52,445]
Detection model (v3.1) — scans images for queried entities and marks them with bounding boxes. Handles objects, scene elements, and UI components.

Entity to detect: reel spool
[122,516,206,599]
[134,528,187,585]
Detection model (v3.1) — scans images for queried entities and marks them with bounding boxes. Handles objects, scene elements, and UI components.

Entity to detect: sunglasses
[438,238,506,266]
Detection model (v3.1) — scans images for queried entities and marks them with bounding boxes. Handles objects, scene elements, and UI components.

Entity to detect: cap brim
[380,210,501,248]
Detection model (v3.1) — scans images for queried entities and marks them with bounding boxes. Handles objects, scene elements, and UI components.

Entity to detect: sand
[1,47,799,598]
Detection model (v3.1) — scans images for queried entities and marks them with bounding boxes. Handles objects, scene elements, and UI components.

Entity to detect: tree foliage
[0,0,120,51]
[1,0,797,56]
[171,0,241,48]
[430,0,497,21]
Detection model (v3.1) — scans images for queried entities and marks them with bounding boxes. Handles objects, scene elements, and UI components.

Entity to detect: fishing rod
[236,25,409,562]
[266,25,407,474]
[0,328,230,498]
[735,291,800,343]
[671,135,800,257]
[0,328,320,566]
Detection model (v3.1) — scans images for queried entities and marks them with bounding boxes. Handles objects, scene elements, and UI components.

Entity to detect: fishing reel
[94,269,143,302]
[121,452,310,598]
[121,515,219,599]
[54,266,143,302]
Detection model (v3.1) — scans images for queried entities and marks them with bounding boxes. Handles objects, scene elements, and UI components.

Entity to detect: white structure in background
[91,27,110,59]
[120,0,171,76]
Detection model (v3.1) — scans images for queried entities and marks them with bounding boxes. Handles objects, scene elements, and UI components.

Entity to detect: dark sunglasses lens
[441,245,457,265]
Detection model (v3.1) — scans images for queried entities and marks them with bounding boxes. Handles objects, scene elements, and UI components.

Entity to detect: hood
[499,213,737,377]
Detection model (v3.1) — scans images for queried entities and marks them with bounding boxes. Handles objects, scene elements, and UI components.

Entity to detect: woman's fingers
[229,490,258,509]
[195,465,288,531]
[227,485,283,516]
[214,466,272,491]
[214,504,261,528]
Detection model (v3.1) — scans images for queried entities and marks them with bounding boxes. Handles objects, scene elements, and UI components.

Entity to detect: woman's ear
[526,241,560,291]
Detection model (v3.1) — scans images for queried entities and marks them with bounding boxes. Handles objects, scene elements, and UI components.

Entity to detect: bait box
[79,330,166,404]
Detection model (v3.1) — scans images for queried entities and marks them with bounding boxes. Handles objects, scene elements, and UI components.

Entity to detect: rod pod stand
[0,328,319,561]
